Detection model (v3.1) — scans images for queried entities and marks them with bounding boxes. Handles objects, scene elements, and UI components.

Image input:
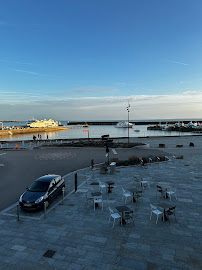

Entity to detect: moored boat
[115,121,134,128]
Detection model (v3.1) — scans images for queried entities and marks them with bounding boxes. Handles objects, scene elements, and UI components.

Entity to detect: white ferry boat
[27,119,59,128]
[115,121,134,128]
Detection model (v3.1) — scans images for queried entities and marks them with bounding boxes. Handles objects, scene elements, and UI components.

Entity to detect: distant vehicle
[19,174,65,210]
[115,121,134,128]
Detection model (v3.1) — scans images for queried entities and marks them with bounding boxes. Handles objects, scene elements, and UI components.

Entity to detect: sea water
[0,121,197,141]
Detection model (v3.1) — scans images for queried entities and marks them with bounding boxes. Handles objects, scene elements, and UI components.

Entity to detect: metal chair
[141,177,151,188]
[150,204,163,224]
[134,190,143,203]
[156,185,164,198]
[85,194,94,207]
[166,188,177,201]
[124,210,135,225]
[108,207,121,228]
[98,181,107,193]
[93,195,103,210]
[166,206,177,223]
[122,188,132,204]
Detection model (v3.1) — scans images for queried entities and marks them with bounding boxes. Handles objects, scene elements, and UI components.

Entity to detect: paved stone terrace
[0,146,202,270]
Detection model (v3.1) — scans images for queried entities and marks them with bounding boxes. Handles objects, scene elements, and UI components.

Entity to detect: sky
[0,0,202,121]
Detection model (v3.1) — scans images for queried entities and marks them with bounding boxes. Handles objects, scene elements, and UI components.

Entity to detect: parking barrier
[74,173,77,192]
[62,187,65,204]
[44,202,47,219]
[17,204,20,221]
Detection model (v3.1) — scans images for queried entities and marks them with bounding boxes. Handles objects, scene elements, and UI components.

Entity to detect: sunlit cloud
[0,92,202,120]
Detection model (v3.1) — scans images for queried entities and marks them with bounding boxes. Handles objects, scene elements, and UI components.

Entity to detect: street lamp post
[126,103,130,144]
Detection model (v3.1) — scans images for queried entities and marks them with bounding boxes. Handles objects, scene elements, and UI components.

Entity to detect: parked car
[19,174,65,210]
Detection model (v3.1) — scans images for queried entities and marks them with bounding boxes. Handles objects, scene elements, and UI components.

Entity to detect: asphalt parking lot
[0,146,165,211]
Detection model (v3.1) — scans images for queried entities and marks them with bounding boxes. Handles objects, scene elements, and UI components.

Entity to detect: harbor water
[0,121,199,142]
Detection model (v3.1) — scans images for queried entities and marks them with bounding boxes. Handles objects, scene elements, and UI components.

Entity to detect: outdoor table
[128,188,142,202]
[158,202,175,221]
[115,205,131,225]
[91,192,102,197]
[90,181,99,186]
[105,181,114,193]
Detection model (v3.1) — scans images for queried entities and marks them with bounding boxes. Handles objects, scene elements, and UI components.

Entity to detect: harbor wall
[0,126,67,137]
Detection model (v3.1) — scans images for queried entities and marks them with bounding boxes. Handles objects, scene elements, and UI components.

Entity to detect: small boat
[134,129,140,132]
[115,121,134,128]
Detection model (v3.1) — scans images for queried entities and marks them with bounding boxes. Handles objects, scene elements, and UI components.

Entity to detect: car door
[48,180,57,201]
[55,176,62,196]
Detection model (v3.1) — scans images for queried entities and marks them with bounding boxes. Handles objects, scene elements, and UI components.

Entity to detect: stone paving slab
[1,137,202,269]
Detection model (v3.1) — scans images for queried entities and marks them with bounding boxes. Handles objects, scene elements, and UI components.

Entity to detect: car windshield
[29,181,50,192]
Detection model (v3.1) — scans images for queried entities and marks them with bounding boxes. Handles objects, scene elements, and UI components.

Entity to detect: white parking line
[0,164,4,166]
[112,149,117,154]
[0,153,6,155]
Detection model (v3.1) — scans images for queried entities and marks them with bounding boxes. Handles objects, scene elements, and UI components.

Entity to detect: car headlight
[35,196,44,204]
[19,194,23,202]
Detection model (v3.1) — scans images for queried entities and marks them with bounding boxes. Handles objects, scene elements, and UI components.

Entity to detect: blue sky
[0,0,202,120]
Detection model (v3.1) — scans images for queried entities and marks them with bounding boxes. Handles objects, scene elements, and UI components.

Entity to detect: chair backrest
[150,204,157,211]
[98,180,102,185]
[108,207,113,214]
[169,206,176,211]
[94,195,102,201]
[156,185,162,192]
[122,188,126,193]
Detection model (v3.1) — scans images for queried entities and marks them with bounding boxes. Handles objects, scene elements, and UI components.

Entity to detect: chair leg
[156,215,159,224]
[150,212,152,220]
[112,219,115,228]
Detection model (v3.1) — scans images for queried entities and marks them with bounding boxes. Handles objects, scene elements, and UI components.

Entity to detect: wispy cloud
[179,81,191,84]
[14,69,64,79]
[163,59,189,66]
[15,69,39,75]
[70,86,118,95]
[0,59,32,65]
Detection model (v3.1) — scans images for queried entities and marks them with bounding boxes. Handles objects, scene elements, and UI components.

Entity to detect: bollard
[17,204,20,221]
[75,173,77,193]
[62,187,65,204]
[91,159,94,170]
[44,202,47,219]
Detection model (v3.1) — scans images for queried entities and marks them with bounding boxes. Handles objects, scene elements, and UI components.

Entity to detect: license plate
[24,203,32,207]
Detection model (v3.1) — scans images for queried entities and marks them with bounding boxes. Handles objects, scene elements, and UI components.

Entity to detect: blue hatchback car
[19,174,65,210]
